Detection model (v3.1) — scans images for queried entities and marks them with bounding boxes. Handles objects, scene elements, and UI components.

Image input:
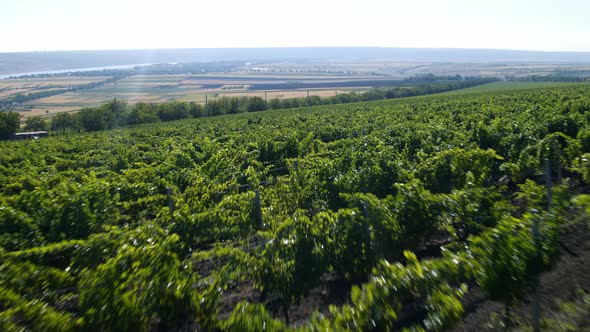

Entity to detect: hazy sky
[3,0,589,52]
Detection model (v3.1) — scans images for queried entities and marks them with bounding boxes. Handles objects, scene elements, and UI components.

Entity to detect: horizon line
[2,46,590,54]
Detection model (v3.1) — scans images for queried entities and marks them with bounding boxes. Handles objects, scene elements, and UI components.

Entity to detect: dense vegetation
[507,75,590,83]
[1,84,589,331]
[0,111,21,139]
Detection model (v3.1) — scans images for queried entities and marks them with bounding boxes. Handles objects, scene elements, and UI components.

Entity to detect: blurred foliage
[0,84,589,330]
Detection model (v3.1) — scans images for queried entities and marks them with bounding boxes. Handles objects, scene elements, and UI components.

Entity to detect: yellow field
[4,73,375,118]
[17,106,81,118]
[1,76,113,118]
[0,89,33,99]
[0,76,108,89]
[217,89,361,100]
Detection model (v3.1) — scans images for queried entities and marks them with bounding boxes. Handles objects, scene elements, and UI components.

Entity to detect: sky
[2,0,590,53]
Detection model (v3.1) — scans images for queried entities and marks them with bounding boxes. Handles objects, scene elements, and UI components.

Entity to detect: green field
[1,84,590,330]
[444,81,590,94]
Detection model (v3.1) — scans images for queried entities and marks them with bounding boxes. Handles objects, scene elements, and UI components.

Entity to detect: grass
[539,290,590,331]
[0,77,107,89]
[444,81,590,95]
[117,75,186,83]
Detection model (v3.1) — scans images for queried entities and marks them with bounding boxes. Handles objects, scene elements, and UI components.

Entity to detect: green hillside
[1,85,590,331]
[444,81,590,95]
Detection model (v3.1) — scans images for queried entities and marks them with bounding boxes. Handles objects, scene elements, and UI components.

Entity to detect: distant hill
[1,47,590,76]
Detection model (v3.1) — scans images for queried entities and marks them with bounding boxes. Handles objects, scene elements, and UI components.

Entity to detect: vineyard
[1,85,590,331]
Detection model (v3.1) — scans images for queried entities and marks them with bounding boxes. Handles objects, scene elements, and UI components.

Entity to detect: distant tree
[269,98,282,110]
[157,102,189,121]
[71,113,84,132]
[101,99,129,127]
[246,97,267,112]
[282,98,299,108]
[228,97,242,114]
[215,97,240,114]
[187,102,204,118]
[51,112,76,134]
[0,111,21,139]
[306,95,322,106]
[334,93,352,104]
[128,103,159,125]
[24,116,48,132]
[205,100,223,116]
[364,90,386,101]
[79,107,113,131]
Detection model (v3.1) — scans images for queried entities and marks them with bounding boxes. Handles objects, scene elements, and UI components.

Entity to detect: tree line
[0,77,497,138]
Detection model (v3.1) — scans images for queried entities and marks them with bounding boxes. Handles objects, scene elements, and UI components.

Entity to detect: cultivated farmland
[1,84,589,330]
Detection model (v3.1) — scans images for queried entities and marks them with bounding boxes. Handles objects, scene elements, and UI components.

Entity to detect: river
[0,63,152,80]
